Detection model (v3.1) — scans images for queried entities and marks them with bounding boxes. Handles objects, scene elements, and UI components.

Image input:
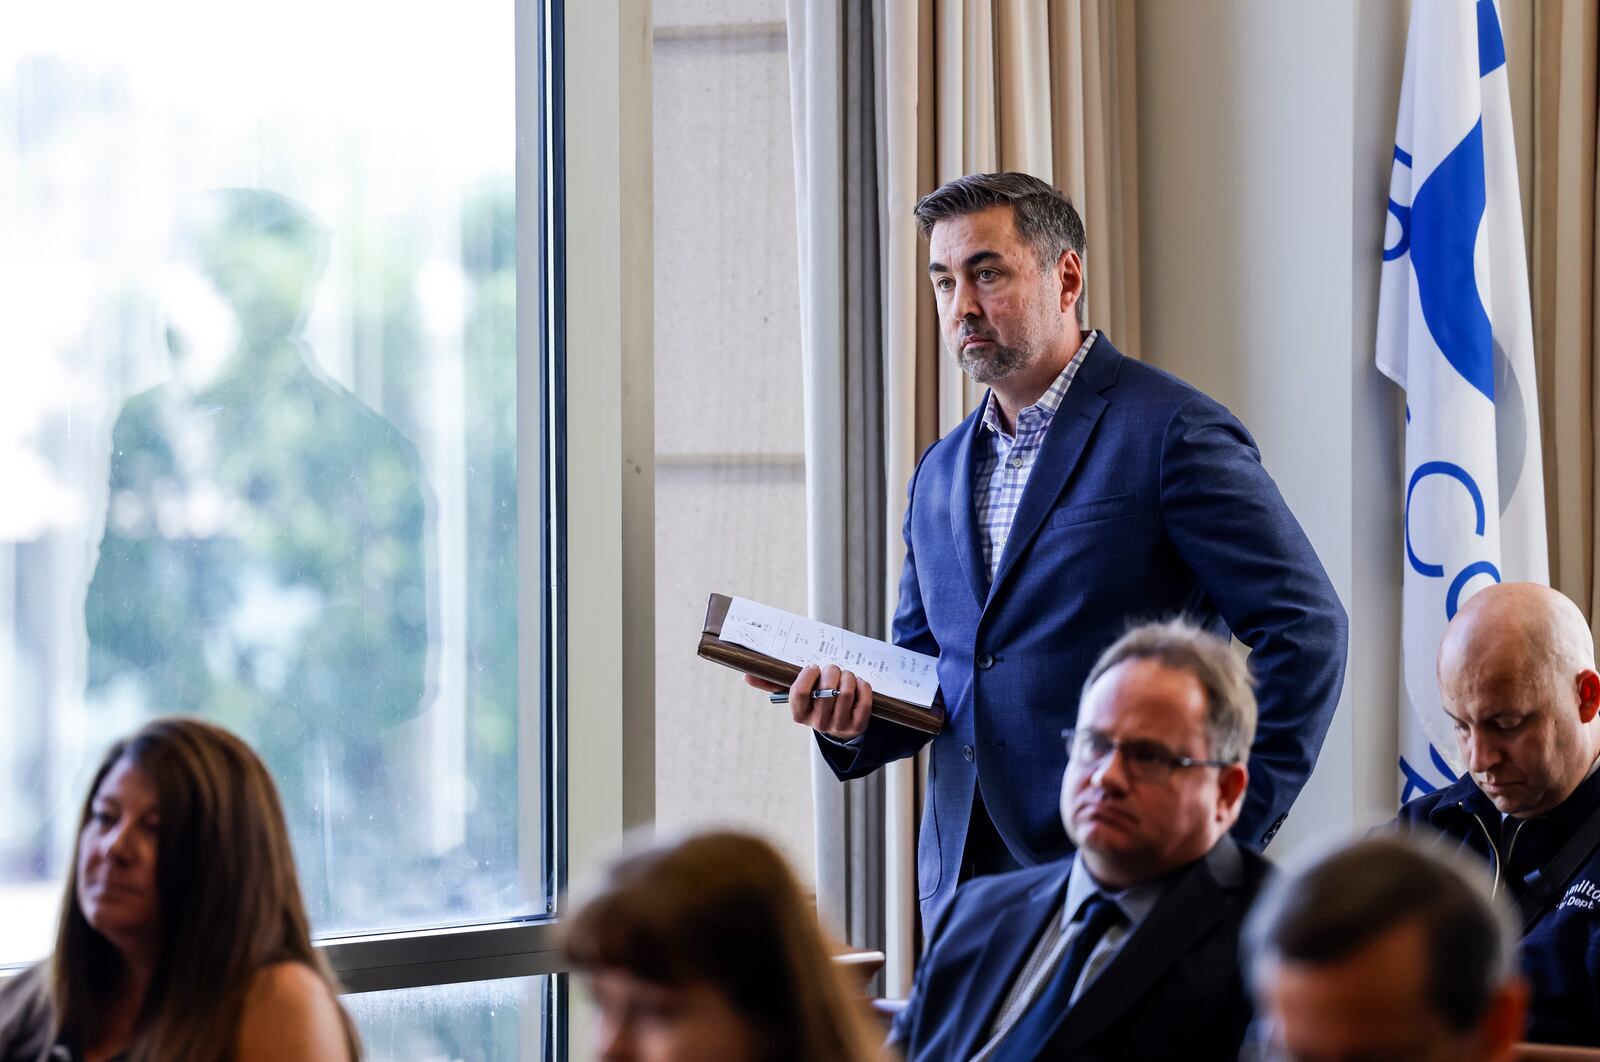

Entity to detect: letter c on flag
[1404,461,1502,618]
[1404,461,1486,577]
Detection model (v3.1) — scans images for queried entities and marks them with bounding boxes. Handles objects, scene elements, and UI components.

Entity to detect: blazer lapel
[945,859,1075,1061]
[1043,838,1248,1057]
[948,405,990,607]
[986,336,1119,600]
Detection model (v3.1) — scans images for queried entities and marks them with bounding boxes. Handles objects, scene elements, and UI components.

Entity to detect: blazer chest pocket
[1047,492,1134,528]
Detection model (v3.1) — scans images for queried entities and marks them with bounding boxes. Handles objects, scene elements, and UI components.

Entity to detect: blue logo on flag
[1410,119,1495,402]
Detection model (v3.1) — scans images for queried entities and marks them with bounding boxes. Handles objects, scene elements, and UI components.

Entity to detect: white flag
[1376,0,1547,804]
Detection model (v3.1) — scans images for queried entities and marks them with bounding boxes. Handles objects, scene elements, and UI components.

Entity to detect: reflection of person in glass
[84,189,428,924]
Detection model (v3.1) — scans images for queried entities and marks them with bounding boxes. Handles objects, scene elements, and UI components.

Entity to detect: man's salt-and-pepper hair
[912,172,1090,328]
[1082,619,1258,764]
[1243,834,1520,1033]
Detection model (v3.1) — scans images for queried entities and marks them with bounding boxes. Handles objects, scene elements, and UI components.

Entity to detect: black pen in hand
[769,688,843,704]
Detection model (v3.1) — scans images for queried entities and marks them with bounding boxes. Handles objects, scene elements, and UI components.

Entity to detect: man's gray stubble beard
[956,340,1030,384]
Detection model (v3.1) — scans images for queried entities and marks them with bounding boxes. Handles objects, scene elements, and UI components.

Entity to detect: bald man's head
[1437,583,1600,817]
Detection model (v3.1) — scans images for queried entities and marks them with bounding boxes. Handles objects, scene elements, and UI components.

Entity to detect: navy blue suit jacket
[890,837,1272,1061]
[817,334,1347,923]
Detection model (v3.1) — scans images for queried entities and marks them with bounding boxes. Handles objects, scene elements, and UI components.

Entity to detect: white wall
[650,2,818,881]
[1136,1,1393,860]
[1136,0,1537,860]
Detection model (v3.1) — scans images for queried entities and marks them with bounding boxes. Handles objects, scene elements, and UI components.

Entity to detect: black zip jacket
[1393,766,1600,1046]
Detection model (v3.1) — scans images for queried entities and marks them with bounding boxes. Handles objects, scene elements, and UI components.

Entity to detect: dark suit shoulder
[1196,833,1274,891]
[942,860,1070,923]
[1107,355,1240,426]
[1235,843,1276,889]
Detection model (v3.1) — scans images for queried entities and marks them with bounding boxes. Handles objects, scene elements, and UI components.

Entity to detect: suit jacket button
[976,653,994,669]
[962,745,975,762]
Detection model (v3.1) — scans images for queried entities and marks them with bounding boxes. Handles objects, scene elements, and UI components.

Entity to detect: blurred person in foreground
[1389,582,1600,1044]
[891,620,1270,1061]
[564,830,881,1062]
[1244,835,1528,1062]
[0,717,358,1062]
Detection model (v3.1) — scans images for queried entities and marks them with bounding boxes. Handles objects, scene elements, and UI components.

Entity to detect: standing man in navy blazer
[767,172,1347,926]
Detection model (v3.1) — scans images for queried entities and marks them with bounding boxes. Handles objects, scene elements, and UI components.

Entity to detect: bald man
[1391,582,1600,1045]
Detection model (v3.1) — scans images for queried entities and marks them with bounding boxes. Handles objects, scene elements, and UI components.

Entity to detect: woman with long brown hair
[0,717,359,1061]
[564,829,883,1062]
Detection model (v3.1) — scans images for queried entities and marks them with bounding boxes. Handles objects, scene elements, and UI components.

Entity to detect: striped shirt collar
[978,329,1098,440]
[1062,851,1164,934]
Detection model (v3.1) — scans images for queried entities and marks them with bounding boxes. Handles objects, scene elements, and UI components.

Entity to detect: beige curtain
[789,0,890,989]
[877,0,1141,994]
[1532,1,1600,626]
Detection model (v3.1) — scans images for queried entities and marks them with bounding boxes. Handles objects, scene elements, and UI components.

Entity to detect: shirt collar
[979,329,1098,439]
[1061,851,1164,934]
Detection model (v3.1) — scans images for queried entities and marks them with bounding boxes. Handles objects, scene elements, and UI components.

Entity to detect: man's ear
[1217,763,1249,823]
[1057,250,1084,315]
[1579,669,1600,725]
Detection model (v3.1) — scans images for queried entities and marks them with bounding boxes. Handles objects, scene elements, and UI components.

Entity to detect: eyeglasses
[1061,727,1236,784]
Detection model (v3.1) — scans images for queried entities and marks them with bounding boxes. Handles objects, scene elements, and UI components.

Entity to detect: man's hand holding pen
[743,663,874,740]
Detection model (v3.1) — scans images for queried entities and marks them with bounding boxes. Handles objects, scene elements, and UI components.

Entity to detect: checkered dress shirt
[973,330,1098,581]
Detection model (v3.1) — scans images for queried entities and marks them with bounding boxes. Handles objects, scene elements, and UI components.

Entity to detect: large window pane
[651,1,815,877]
[0,0,534,962]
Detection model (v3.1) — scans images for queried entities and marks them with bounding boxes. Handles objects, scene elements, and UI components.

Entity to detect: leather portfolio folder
[698,593,946,736]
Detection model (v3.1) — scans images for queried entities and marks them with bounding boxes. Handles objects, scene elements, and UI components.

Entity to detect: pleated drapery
[1533,1,1600,629]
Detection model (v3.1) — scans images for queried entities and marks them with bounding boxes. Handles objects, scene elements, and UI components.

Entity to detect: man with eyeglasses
[889,620,1272,1061]
[1243,835,1528,1062]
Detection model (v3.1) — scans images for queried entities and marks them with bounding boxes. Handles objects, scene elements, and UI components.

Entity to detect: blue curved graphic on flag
[1410,119,1495,401]
[1385,146,1413,262]
[1399,756,1435,803]
[1405,460,1488,578]
[1447,559,1501,618]
[1398,744,1463,804]
[1384,199,1411,262]
[1478,0,1506,76]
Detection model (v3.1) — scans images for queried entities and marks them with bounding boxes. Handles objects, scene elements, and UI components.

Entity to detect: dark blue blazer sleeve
[1160,395,1349,847]
[886,870,968,1053]
[815,447,940,778]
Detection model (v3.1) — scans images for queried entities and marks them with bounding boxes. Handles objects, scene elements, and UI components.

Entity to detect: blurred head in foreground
[565,829,880,1062]
[1244,834,1526,1062]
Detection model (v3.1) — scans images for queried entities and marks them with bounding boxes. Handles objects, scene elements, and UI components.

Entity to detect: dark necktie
[990,892,1126,1061]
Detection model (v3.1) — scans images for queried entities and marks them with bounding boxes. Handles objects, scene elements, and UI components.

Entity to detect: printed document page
[719,596,939,707]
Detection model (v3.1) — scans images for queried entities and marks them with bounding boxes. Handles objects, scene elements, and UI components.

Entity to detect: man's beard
[955,337,1032,384]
